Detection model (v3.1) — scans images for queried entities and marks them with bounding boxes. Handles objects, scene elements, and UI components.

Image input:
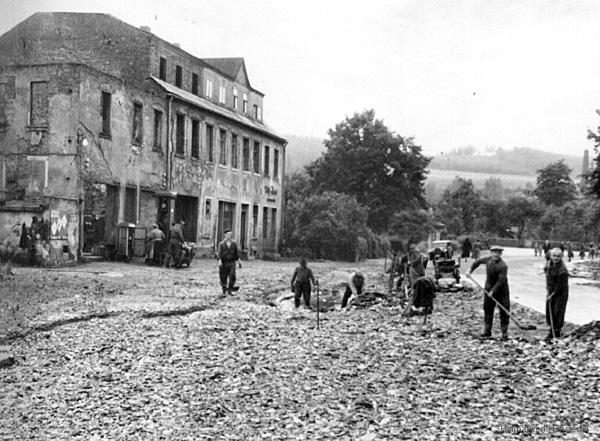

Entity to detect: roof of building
[151,76,285,144]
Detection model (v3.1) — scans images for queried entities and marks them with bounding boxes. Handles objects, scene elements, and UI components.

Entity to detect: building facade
[0,12,286,262]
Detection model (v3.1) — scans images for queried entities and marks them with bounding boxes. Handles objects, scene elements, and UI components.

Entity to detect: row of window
[99,91,279,178]
[158,57,261,119]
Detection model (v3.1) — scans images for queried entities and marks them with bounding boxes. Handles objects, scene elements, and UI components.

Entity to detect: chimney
[173,42,181,48]
[139,25,151,32]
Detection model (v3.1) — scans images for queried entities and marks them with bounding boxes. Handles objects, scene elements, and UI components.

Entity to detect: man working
[545,247,569,341]
[290,258,317,309]
[466,245,510,340]
[217,229,241,296]
[166,219,185,268]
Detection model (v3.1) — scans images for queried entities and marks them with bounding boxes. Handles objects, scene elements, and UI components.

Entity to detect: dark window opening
[242,138,250,171]
[273,148,279,179]
[191,119,200,158]
[159,57,167,81]
[206,124,214,162]
[124,186,137,223]
[264,145,270,177]
[153,109,163,151]
[175,113,185,155]
[219,129,227,165]
[101,91,111,136]
[252,204,259,238]
[175,65,183,88]
[132,102,143,145]
[262,207,269,239]
[253,141,260,174]
[231,134,238,169]
[192,73,199,95]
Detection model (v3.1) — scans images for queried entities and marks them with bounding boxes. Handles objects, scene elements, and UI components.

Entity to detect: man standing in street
[466,245,510,340]
[166,219,185,268]
[218,229,241,296]
[545,247,569,341]
[290,258,317,309]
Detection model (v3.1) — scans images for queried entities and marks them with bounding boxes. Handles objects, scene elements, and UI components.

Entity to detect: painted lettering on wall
[172,162,207,193]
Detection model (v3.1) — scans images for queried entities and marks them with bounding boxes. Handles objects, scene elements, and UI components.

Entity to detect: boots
[481,323,492,338]
[500,326,509,341]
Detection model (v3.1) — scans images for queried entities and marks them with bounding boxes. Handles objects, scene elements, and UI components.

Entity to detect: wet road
[462,247,599,326]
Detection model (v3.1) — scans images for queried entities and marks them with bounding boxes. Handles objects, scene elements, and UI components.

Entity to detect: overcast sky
[2,0,600,157]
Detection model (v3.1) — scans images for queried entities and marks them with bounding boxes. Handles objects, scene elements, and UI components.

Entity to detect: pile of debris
[570,320,600,341]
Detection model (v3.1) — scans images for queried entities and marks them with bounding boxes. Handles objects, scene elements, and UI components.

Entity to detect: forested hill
[285,136,584,176]
[430,146,582,176]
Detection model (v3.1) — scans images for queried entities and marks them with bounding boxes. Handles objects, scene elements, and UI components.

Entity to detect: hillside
[430,146,583,176]
[284,135,325,173]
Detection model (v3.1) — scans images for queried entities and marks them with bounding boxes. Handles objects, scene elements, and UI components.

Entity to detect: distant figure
[217,229,242,296]
[533,241,539,257]
[335,270,365,309]
[461,238,472,262]
[290,258,317,309]
[471,240,482,260]
[542,240,551,256]
[545,248,569,341]
[166,219,185,268]
[589,243,596,260]
[579,244,586,260]
[566,242,574,262]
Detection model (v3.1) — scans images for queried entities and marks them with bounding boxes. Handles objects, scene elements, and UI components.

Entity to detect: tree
[481,177,505,200]
[534,160,577,206]
[306,110,430,232]
[436,178,480,235]
[388,208,432,244]
[476,199,510,237]
[586,125,600,199]
[504,196,542,242]
[282,172,314,246]
[294,192,370,261]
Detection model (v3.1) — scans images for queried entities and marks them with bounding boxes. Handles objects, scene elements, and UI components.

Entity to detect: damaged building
[0,12,286,263]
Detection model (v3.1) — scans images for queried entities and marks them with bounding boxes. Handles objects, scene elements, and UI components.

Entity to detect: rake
[466,275,537,331]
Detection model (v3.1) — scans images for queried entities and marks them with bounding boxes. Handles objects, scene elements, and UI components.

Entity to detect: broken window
[132,102,143,145]
[30,81,48,127]
[101,91,111,137]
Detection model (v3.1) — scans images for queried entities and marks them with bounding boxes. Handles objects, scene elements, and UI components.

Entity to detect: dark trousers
[166,240,182,267]
[294,282,311,308]
[341,285,363,308]
[546,294,568,336]
[483,291,510,329]
[219,261,237,292]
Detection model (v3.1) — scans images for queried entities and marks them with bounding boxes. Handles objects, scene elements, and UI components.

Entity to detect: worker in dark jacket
[290,258,317,309]
[166,220,185,268]
[218,229,241,296]
[545,248,569,341]
[466,245,510,340]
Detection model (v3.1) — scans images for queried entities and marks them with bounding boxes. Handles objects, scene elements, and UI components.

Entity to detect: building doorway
[174,195,198,242]
[240,204,249,250]
[217,201,236,245]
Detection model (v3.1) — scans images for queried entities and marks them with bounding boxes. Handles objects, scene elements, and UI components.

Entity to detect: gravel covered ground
[0,259,599,440]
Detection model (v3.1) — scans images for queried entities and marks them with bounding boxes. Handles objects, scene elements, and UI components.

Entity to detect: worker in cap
[466,245,510,340]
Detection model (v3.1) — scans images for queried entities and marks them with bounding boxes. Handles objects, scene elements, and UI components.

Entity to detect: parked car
[428,240,457,261]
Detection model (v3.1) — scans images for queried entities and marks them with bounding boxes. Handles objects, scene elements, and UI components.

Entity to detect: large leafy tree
[306,110,430,232]
[534,160,577,206]
[476,199,510,237]
[504,196,542,242]
[294,192,370,261]
[436,178,480,235]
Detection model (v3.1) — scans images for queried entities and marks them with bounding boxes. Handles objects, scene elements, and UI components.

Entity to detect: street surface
[461,247,599,325]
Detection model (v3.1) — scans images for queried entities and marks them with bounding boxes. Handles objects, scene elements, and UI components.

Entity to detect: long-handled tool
[547,291,556,339]
[466,275,537,331]
[316,281,320,330]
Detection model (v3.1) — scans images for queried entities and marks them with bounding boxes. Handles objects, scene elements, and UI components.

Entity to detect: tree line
[283,110,600,260]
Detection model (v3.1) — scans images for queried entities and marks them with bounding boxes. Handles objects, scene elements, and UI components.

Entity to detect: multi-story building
[0,12,286,262]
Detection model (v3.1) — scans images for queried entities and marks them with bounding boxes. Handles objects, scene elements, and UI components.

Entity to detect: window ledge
[99,132,112,140]
[26,125,48,132]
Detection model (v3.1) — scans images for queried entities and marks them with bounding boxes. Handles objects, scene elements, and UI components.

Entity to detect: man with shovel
[544,248,569,341]
[465,245,510,340]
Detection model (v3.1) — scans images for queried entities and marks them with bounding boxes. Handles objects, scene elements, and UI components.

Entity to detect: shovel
[466,275,537,331]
